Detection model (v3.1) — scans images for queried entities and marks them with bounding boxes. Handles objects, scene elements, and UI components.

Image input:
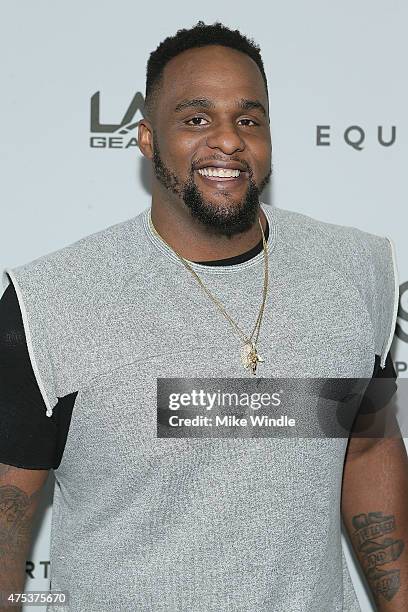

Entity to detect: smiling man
[143,42,272,246]
[1,20,408,612]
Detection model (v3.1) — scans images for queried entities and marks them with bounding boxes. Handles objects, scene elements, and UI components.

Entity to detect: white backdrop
[1,2,407,610]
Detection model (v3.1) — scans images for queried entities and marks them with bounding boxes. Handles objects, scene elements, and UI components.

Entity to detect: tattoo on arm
[0,465,12,478]
[0,481,42,601]
[351,511,404,604]
[0,485,33,558]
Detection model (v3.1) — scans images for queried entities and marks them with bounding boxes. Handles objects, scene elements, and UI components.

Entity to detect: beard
[152,135,272,238]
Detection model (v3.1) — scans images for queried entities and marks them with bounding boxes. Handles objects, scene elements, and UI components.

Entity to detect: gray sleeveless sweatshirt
[2,203,399,611]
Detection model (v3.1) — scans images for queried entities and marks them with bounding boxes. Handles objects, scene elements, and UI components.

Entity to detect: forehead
[159,45,267,108]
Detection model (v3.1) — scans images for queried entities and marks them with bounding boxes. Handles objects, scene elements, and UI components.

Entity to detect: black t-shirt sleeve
[0,282,75,470]
[358,351,398,415]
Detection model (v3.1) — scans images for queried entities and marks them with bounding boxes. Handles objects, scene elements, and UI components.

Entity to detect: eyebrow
[174,97,267,117]
[239,99,267,117]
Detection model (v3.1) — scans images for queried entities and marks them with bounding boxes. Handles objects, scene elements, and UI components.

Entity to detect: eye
[184,116,260,127]
[238,118,259,126]
[185,116,209,126]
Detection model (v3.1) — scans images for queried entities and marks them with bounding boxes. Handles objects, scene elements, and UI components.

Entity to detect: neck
[150,192,267,262]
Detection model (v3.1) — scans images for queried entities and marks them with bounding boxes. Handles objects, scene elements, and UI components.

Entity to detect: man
[0,20,407,612]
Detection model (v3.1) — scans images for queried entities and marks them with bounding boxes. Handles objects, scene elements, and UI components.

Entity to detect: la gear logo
[89,91,145,149]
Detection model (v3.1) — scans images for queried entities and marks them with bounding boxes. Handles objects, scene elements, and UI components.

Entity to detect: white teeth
[198,167,241,178]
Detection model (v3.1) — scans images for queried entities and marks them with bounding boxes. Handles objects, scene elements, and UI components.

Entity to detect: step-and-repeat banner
[1,2,406,610]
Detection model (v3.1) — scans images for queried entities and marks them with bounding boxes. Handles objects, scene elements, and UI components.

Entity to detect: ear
[138,118,154,160]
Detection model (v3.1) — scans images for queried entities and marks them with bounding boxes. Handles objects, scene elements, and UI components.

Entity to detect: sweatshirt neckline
[142,202,277,275]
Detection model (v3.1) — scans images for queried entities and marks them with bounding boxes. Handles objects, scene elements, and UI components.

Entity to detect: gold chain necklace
[149,212,269,375]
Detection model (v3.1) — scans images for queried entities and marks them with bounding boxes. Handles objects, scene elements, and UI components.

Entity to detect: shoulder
[271,205,395,288]
[3,212,146,290]
[1,210,151,324]
[271,205,399,368]
[0,211,150,413]
[272,205,389,257]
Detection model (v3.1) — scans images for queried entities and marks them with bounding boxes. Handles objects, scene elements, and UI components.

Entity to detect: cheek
[251,140,271,175]
[162,134,201,173]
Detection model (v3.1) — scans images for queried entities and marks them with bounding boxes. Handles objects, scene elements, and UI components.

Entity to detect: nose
[205,122,245,155]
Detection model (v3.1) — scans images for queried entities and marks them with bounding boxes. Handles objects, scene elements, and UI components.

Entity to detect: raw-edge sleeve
[2,267,57,417]
[380,237,399,369]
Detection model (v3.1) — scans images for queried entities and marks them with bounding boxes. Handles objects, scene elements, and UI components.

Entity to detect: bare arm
[341,421,408,611]
[0,463,49,611]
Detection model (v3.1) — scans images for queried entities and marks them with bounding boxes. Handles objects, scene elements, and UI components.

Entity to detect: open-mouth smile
[195,166,248,185]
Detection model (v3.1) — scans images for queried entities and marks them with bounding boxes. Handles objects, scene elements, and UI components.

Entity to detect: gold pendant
[240,341,264,375]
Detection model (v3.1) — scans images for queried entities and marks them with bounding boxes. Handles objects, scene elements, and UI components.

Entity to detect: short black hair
[144,21,268,121]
